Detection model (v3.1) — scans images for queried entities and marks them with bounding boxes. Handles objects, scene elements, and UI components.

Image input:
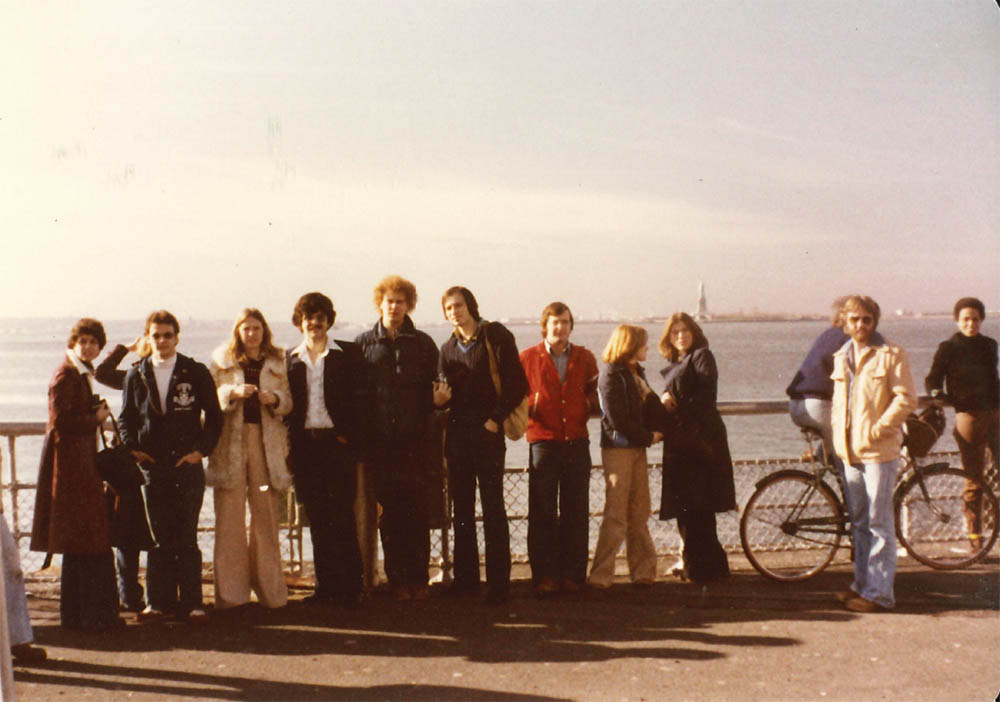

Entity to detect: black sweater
[925,332,999,412]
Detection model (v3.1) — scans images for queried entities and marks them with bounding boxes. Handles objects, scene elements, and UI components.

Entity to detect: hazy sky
[2,2,997,325]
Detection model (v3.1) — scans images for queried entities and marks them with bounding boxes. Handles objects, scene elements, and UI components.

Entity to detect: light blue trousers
[2,515,33,645]
[844,459,900,608]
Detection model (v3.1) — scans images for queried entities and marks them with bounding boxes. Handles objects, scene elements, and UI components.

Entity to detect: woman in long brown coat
[31,318,122,630]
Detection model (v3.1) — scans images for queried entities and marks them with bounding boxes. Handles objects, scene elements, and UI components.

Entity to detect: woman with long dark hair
[658,313,735,585]
[208,309,292,609]
[30,318,122,630]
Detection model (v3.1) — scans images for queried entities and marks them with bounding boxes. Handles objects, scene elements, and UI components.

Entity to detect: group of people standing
[17,284,994,639]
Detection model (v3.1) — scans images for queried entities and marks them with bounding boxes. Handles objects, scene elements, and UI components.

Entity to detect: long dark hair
[658,312,708,362]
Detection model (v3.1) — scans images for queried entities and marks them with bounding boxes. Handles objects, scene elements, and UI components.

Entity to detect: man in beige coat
[831,295,917,613]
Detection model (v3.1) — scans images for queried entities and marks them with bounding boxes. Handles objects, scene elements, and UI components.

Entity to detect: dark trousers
[446,421,510,592]
[114,546,143,611]
[373,442,430,588]
[528,440,591,585]
[292,434,362,601]
[61,552,119,630]
[143,461,205,615]
[677,510,730,584]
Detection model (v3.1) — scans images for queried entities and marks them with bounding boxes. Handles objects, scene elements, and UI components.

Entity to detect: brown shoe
[10,643,47,663]
[411,586,430,601]
[560,579,582,594]
[835,589,859,603]
[533,577,560,597]
[392,586,411,602]
[844,596,890,613]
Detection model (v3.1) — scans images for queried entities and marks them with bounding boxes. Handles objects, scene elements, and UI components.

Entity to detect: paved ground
[12,558,1000,702]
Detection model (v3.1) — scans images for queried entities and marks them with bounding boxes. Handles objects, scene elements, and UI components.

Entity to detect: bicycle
[739,405,999,582]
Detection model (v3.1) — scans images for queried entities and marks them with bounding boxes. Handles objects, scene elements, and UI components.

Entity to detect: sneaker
[136,606,167,623]
[186,608,209,624]
[844,596,890,613]
[10,643,47,663]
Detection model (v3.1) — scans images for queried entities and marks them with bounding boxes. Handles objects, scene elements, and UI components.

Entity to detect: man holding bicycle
[830,295,917,613]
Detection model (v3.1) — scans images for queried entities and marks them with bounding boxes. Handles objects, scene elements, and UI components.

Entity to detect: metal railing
[1,399,977,581]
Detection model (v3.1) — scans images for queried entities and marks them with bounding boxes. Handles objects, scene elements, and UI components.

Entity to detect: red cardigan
[519,342,599,443]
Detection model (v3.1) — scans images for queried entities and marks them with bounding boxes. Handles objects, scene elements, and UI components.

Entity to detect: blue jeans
[142,461,205,615]
[843,459,900,608]
[114,546,144,611]
[446,420,510,592]
[527,440,591,585]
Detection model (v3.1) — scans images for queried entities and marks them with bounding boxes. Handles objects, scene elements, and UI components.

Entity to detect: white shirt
[291,340,335,429]
[151,354,177,413]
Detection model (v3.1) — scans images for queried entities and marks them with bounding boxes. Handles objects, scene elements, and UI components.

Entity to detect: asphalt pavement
[12,558,1000,702]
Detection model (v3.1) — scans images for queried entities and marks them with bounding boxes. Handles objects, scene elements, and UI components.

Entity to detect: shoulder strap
[480,322,503,396]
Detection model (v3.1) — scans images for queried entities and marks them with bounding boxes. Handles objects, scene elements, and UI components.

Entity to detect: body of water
[1,315,992,480]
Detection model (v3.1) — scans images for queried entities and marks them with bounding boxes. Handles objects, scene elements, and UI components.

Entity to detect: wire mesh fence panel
[2,422,972,580]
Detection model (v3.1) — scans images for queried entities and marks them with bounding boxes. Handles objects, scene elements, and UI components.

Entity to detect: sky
[1,2,997,326]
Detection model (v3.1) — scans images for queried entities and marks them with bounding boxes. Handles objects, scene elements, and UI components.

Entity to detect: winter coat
[658,347,736,520]
[30,355,111,554]
[831,341,917,464]
[355,317,439,446]
[207,346,293,491]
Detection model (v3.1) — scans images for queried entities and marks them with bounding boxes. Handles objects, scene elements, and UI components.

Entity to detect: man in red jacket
[519,302,599,596]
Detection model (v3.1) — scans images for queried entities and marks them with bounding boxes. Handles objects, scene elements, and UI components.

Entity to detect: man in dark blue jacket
[355,275,447,601]
[120,310,222,622]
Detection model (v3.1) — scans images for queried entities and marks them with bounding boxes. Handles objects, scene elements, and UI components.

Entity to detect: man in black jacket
[438,286,528,604]
[120,310,222,622]
[355,275,448,601]
[285,292,368,607]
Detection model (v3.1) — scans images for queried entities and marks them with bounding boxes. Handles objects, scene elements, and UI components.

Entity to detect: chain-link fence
[4,421,989,581]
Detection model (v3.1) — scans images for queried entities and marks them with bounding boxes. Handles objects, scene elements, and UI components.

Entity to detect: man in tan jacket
[831,295,917,613]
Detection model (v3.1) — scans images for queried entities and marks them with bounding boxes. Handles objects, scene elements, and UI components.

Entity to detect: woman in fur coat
[208,309,292,609]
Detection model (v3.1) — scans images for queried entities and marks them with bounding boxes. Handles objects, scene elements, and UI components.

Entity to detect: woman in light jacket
[588,324,662,590]
[658,313,735,585]
[208,309,292,609]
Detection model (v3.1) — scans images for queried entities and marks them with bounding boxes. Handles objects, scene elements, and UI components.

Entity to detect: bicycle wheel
[895,466,999,569]
[740,470,846,581]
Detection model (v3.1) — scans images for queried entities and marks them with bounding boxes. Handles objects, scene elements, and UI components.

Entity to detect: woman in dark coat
[30,318,122,630]
[658,313,735,585]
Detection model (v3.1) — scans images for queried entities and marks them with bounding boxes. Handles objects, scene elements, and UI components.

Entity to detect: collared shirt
[453,323,483,354]
[150,354,177,413]
[291,340,335,429]
[544,340,571,383]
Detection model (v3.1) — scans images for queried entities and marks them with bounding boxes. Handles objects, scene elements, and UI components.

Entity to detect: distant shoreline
[0,312,962,329]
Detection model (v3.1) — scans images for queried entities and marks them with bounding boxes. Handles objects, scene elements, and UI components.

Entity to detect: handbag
[96,415,145,492]
[481,323,530,441]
